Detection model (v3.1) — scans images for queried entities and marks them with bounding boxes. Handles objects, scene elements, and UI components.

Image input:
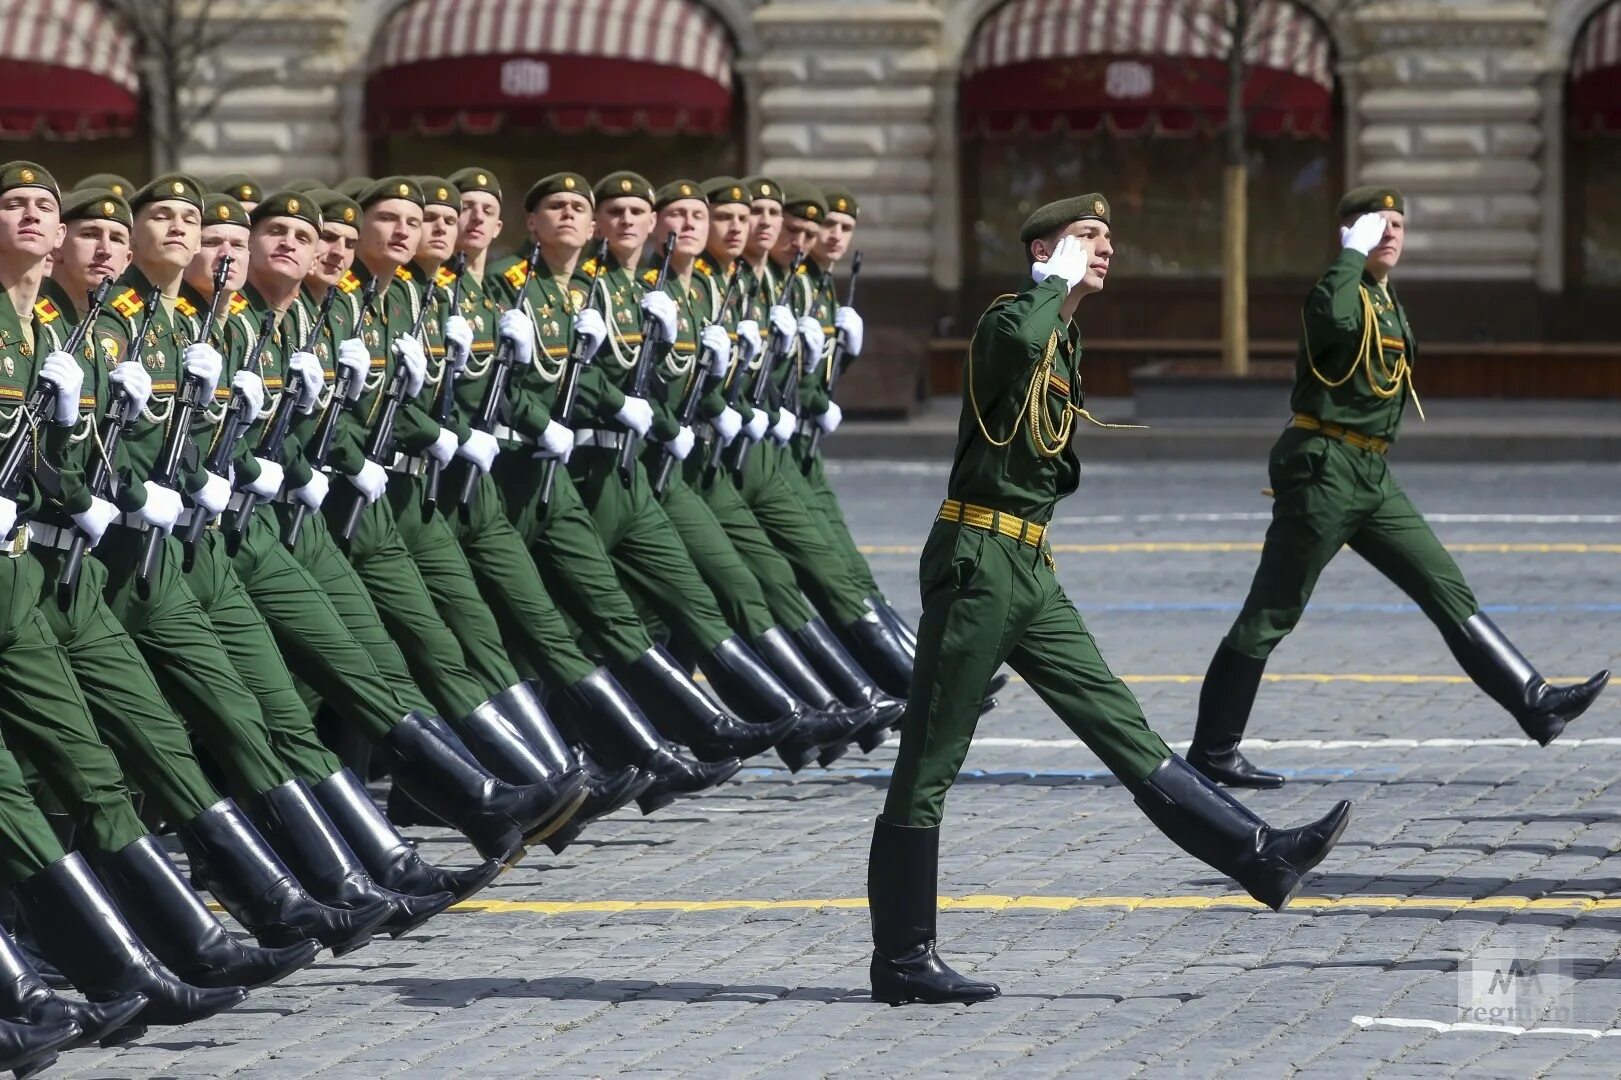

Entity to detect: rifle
[700,273,769,491]
[135,255,234,593]
[282,276,381,548]
[223,284,340,551]
[534,239,607,520]
[177,309,276,565]
[614,234,677,487]
[724,252,804,483]
[651,266,741,499]
[420,252,468,516]
[802,251,862,472]
[454,243,541,509]
[55,282,154,608]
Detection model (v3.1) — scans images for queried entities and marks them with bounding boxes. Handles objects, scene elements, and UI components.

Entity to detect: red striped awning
[962,0,1334,138]
[1571,2,1621,135]
[0,0,140,139]
[366,0,736,137]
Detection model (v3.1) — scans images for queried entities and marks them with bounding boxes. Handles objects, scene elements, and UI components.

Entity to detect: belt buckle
[4,526,26,558]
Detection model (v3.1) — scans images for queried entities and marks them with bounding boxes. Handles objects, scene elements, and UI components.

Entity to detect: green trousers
[883,521,1171,827]
[0,743,66,886]
[789,442,882,599]
[691,451,816,631]
[654,467,779,640]
[1223,429,1480,659]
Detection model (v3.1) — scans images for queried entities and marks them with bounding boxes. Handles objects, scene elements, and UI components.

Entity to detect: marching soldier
[46,188,132,319]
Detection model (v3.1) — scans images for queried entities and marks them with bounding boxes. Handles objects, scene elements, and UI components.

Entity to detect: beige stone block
[1361,157,1540,192]
[1491,50,1553,84]
[755,54,812,84]
[867,193,935,227]
[1360,124,1413,156]
[1487,193,1541,227]
[1407,54,1490,86]
[1403,227,1539,261]
[1407,194,1488,226]
[1490,123,1542,157]
[885,124,935,157]
[1359,87,1541,123]
[1413,124,1489,156]
[760,85,933,122]
[764,157,935,193]
[812,124,890,157]
[760,123,816,157]
[809,53,891,84]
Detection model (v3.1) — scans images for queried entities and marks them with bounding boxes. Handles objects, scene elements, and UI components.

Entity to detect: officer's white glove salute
[193,471,232,515]
[538,420,573,461]
[351,460,388,505]
[182,342,223,396]
[817,401,843,434]
[639,290,678,343]
[498,309,535,366]
[834,306,864,357]
[286,351,324,412]
[771,409,797,445]
[735,319,763,363]
[337,338,370,401]
[572,308,607,356]
[246,459,284,499]
[133,482,182,534]
[797,316,826,358]
[108,361,151,415]
[698,324,733,379]
[394,336,427,398]
[1341,212,1387,256]
[664,425,696,461]
[290,470,328,511]
[39,351,84,425]
[616,396,654,437]
[69,496,117,549]
[1030,234,1088,290]
[714,406,742,447]
[231,369,266,425]
[443,314,473,376]
[744,409,769,442]
[426,427,459,467]
[457,429,499,474]
[767,305,796,347]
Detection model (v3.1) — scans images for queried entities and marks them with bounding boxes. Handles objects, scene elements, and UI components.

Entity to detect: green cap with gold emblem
[0,161,60,203]
[414,176,460,210]
[449,166,501,203]
[653,179,706,211]
[702,176,750,208]
[357,176,424,210]
[61,188,131,229]
[251,189,322,230]
[1337,186,1404,219]
[741,176,781,205]
[524,171,591,211]
[593,170,654,208]
[779,180,828,223]
[212,173,262,205]
[312,188,361,231]
[130,172,205,213]
[74,172,135,200]
[1018,193,1111,244]
[822,184,860,221]
[335,176,373,200]
[281,177,325,194]
[203,192,250,229]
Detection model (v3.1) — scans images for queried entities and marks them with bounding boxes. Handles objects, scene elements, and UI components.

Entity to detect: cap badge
[761,184,772,195]
[1093,199,1105,215]
[288,198,300,214]
[217,205,230,220]
[112,184,124,196]
[102,201,115,216]
[806,206,818,218]
[563,176,576,189]
[172,181,185,195]
[680,184,691,196]
[18,168,34,184]
[1383,194,1395,208]
[620,179,632,192]
[240,185,252,199]
[731,187,741,199]
[437,187,447,200]
[836,198,847,210]
[476,173,488,185]
[398,183,410,197]
[343,207,355,223]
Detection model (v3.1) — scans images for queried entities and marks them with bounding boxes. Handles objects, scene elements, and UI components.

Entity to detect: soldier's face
[55,220,130,288]
[312,222,358,286]
[360,199,423,268]
[187,223,250,296]
[707,203,749,260]
[134,201,202,271]
[817,212,855,263]
[776,216,821,260]
[528,191,593,251]
[0,189,63,260]
[1364,210,1404,276]
[746,200,782,258]
[1032,220,1113,294]
[251,217,318,284]
[458,191,501,255]
[418,204,458,262]
[657,199,708,260]
[596,197,653,257]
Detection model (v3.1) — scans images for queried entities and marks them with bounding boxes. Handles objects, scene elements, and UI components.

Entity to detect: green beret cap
[212,173,262,204]
[414,176,460,210]
[1337,186,1404,218]
[778,180,827,223]
[73,172,135,200]
[0,161,59,203]
[312,188,361,229]
[251,189,322,230]
[1018,193,1111,244]
[61,188,131,229]
[822,184,859,221]
[524,172,591,211]
[702,176,750,208]
[448,167,501,202]
[131,173,205,213]
[653,179,707,211]
[335,176,373,199]
[202,193,251,229]
[741,176,781,204]
[357,176,424,210]
[593,170,654,207]
[281,178,325,194]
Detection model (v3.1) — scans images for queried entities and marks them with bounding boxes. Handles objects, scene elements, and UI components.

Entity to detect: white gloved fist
[699,324,733,378]
[663,426,695,461]
[1031,234,1088,289]
[108,361,152,415]
[425,427,459,467]
[816,401,843,434]
[797,316,826,358]
[443,314,473,370]
[456,429,498,474]
[287,351,324,413]
[1342,212,1387,257]
[291,470,328,511]
[193,472,232,516]
[393,337,427,398]
[337,338,370,401]
[246,458,284,499]
[0,495,15,542]
[767,305,796,346]
[572,308,607,356]
[639,291,678,343]
[743,410,768,442]
[182,342,224,397]
[498,309,535,367]
[39,351,84,425]
[231,369,265,424]
[770,409,797,445]
[834,307,864,358]
[713,406,742,447]
[735,319,763,364]
[615,396,654,437]
[539,420,573,460]
[69,496,117,549]
[134,482,182,534]
[352,460,388,505]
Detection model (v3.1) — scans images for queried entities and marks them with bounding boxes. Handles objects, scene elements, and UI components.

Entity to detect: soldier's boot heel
[790,619,908,728]
[1442,612,1612,746]
[0,1015,79,1078]
[619,643,794,762]
[1187,643,1284,789]
[0,927,146,1049]
[867,817,1000,1007]
[1131,756,1351,911]
[313,768,502,903]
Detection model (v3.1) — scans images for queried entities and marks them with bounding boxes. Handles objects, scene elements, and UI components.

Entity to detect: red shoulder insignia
[338,271,362,294]
[33,298,60,325]
[174,294,199,318]
[503,262,529,288]
[110,288,142,319]
[434,265,456,288]
[229,292,249,316]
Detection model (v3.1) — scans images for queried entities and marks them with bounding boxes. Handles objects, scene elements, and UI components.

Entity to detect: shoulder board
[580,258,600,279]
[110,288,143,319]
[394,266,414,282]
[503,262,529,288]
[641,268,660,286]
[338,270,362,295]
[434,265,457,288]
[33,297,61,325]
[693,257,715,278]
[795,263,808,276]
[174,294,199,318]
[229,292,249,316]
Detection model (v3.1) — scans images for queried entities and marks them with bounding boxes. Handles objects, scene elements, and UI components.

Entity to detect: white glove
[767,305,796,346]
[615,396,654,437]
[443,315,473,372]
[246,458,284,499]
[182,342,223,397]
[393,337,427,398]
[193,471,232,515]
[39,352,84,425]
[133,482,182,534]
[735,319,763,364]
[663,426,695,461]
[699,324,733,379]
[572,308,607,356]
[231,369,265,425]
[425,427,459,467]
[817,401,843,434]
[1031,234,1088,289]
[69,496,117,549]
[337,338,370,401]
[1342,212,1387,256]
[771,409,797,445]
[291,470,328,511]
[351,460,389,505]
[539,420,573,460]
[498,309,536,367]
[0,495,15,541]
[639,291,678,343]
[744,410,769,442]
[797,316,826,358]
[287,351,324,413]
[835,307,864,357]
[108,361,152,415]
[456,429,499,474]
[713,406,742,447]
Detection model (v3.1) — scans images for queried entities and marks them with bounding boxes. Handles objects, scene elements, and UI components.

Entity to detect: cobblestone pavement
[50,460,1621,1079]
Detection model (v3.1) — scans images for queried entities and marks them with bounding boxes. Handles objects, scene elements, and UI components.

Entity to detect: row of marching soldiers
[0,161,946,1074]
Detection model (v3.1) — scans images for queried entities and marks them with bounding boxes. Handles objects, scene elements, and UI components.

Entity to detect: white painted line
[972,737,1621,750]
[1352,1015,1621,1038]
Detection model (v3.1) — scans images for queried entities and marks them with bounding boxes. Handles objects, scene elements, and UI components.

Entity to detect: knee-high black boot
[1128,756,1350,910]
[867,817,1000,1007]
[790,618,907,727]
[751,627,886,761]
[1441,613,1611,746]
[0,1012,78,1078]
[0,927,145,1048]
[616,644,793,762]
[1187,642,1284,789]
[702,635,869,770]
[837,610,914,698]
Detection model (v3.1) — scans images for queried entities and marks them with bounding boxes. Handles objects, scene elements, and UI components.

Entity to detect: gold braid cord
[1302,286,1425,420]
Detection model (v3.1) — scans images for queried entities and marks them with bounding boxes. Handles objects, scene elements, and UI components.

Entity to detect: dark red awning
[1572,3,1621,136]
[0,1,140,140]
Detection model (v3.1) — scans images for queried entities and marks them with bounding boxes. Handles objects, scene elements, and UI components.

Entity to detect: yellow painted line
[860,542,1621,556]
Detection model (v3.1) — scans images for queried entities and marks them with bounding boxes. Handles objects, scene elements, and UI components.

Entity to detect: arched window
[1569,2,1621,285]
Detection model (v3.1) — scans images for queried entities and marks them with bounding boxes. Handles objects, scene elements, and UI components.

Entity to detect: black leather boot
[753,627,886,760]
[693,637,809,752]
[313,768,502,903]
[94,835,320,989]
[837,611,913,698]
[13,853,246,1028]
[1187,643,1284,789]
[0,896,68,993]
[1442,613,1611,746]
[383,711,587,861]
[618,644,792,762]
[867,817,1000,1007]
[0,927,145,1049]
[790,618,907,729]
[0,1013,78,1078]
[868,595,918,658]
[543,745,654,856]
[1129,756,1351,911]
[254,779,455,938]
[176,799,393,957]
